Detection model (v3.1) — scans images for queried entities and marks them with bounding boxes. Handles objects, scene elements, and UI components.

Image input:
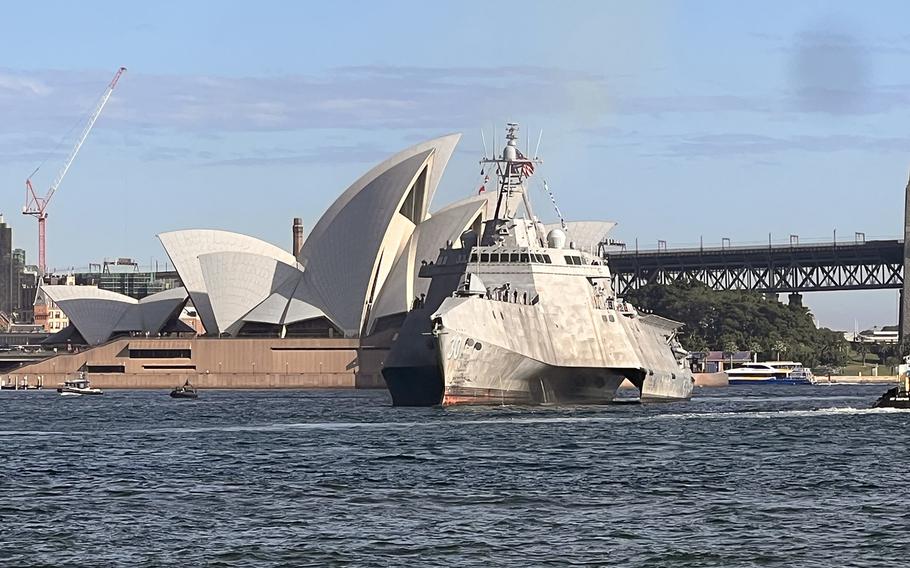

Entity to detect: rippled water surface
[2,385,908,567]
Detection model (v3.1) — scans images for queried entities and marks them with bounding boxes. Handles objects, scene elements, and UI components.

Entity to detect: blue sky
[2,1,909,330]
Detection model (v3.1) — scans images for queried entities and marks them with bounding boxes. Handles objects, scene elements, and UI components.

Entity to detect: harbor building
[0,215,12,316]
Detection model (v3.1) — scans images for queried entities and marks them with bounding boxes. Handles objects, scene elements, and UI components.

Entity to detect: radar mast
[479,123,543,246]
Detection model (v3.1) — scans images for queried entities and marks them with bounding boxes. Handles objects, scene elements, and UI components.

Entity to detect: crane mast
[24,66,126,276]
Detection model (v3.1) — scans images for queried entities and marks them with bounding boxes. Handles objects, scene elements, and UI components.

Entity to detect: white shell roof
[369,195,487,331]
[197,251,303,335]
[242,272,327,327]
[544,221,617,253]
[137,287,191,332]
[297,134,460,336]
[158,229,298,335]
[39,286,188,345]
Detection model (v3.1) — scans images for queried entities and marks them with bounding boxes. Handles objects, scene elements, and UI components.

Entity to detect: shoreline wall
[3,336,391,390]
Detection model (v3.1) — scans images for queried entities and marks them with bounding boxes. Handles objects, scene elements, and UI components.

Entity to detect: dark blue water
[2,385,908,567]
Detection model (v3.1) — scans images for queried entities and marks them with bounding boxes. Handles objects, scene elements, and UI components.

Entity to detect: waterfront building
[77,258,174,298]
[0,215,12,316]
[34,274,79,332]
[845,326,900,345]
[12,250,38,324]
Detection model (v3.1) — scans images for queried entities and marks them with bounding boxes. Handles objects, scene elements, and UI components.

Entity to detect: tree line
[624,281,851,368]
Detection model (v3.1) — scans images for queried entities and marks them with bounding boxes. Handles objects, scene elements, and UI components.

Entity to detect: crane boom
[24,66,126,275]
[44,66,126,205]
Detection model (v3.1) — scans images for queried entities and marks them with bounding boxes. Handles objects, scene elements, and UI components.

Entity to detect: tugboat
[873,361,910,409]
[170,379,198,399]
[382,123,694,406]
[57,371,103,396]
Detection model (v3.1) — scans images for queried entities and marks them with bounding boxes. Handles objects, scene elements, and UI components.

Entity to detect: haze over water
[2,386,907,567]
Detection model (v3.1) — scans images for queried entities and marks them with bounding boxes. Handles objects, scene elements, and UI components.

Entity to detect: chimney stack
[292,217,305,258]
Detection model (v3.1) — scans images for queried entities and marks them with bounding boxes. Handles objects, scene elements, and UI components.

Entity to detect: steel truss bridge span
[606,239,903,297]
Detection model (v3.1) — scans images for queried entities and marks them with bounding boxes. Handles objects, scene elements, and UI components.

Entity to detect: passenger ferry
[726,361,814,385]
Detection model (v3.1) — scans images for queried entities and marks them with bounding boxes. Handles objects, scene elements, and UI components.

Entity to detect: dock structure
[903,172,910,346]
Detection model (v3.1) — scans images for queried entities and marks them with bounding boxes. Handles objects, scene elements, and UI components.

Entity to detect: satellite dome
[547,228,567,249]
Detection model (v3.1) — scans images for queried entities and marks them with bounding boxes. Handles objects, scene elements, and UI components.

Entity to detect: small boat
[57,373,103,396]
[170,380,198,399]
[873,373,910,409]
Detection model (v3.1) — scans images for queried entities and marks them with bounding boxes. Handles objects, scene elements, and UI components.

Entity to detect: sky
[1,0,909,330]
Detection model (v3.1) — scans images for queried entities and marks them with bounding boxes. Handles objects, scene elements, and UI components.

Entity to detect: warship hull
[639,373,697,401]
[383,295,694,407]
[436,328,627,405]
[383,364,445,406]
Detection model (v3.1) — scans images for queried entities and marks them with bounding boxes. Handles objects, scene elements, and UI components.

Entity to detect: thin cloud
[0,72,52,96]
[659,133,910,158]
[196,142,389,167]
[0,66,614,135]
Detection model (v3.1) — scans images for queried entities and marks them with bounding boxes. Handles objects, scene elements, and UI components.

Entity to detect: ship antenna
[534,129,543,159]
[481,128,489,159]
[526,127,531,158]
[543,179,568,231]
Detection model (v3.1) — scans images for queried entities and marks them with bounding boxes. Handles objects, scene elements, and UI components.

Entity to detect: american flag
[515,149,535,177]
[511,161,534,177]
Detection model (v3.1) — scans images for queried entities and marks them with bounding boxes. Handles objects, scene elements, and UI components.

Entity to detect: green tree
[625,282,850,369]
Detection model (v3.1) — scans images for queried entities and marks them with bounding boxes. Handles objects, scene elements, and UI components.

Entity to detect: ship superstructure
[382,124,694,406]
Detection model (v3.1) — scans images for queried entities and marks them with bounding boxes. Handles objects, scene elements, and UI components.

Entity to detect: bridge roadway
[605,239,904,296]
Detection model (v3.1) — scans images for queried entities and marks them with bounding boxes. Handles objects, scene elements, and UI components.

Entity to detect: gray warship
[382,124,694,406]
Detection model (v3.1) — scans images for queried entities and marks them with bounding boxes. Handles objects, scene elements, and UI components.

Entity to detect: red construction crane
[24,66,126,275]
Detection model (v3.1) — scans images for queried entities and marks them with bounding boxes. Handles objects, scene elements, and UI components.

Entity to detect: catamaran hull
[435,329,628,406]
[384,342,629,407]
[640,371,697,401]
[383,304,695,406]
[383,364,445,406]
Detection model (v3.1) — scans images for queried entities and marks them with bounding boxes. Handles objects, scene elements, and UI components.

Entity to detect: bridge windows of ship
[468,251,553,264]
[564,255,584,265]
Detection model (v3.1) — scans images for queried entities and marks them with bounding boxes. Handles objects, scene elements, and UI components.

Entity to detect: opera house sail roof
[157,229,300,336]
[38,285,189,345]
[297,134,460,336]
[155,134,461,339]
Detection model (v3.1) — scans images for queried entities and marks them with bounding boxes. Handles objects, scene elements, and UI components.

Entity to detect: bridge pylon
[901,170,910,344]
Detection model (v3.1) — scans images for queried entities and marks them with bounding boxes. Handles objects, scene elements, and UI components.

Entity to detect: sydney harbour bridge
[604,178,910,338]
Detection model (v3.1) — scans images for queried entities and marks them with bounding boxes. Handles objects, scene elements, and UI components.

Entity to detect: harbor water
[2,385,908,567]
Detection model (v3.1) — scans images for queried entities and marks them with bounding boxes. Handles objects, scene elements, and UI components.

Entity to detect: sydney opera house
[9,133,614,389]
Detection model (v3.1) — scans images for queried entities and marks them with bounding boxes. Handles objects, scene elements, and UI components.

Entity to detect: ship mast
[479,123,542,246]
